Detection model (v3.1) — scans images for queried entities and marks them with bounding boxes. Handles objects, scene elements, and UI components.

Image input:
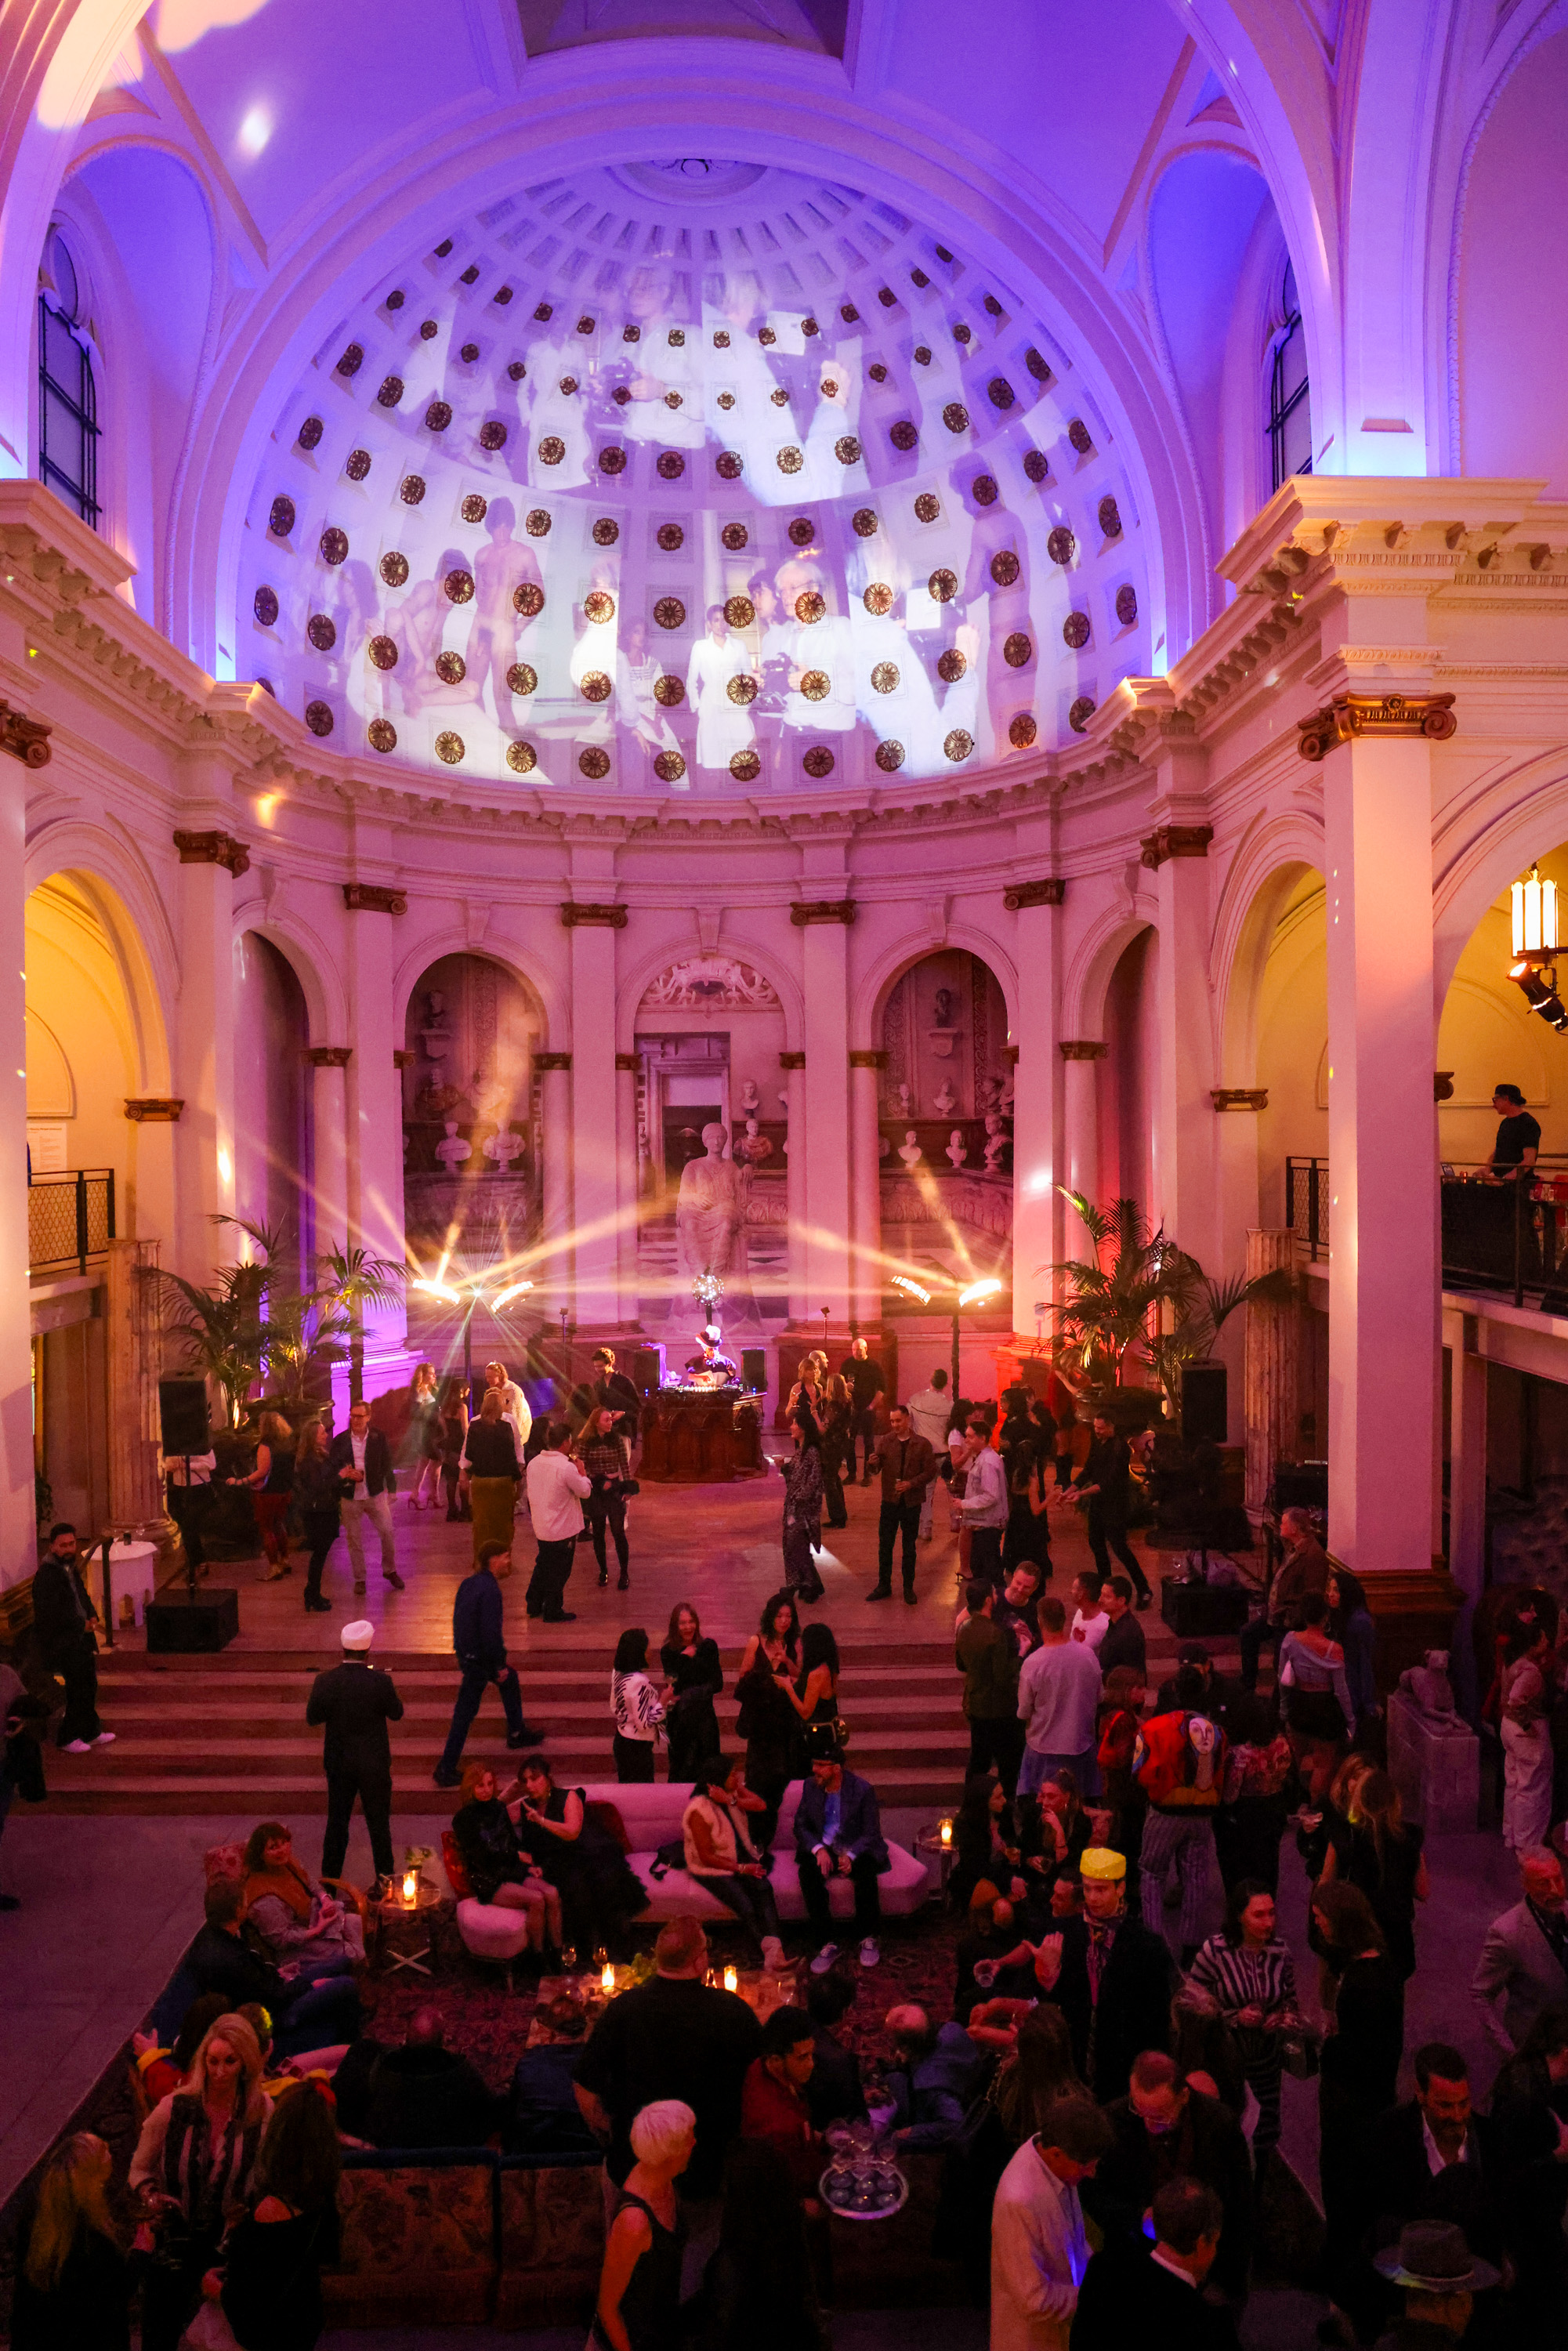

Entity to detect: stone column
[1243,1229,1299,1512]
[798,910,853,1318]
[171,827,244,1285]
[563,908,623,1330]
[1143,820,1219,1266]
[1008,879,1064,1335]
[1309,694,1447,1582]
[1059,1042,1104,1212]
[536,1054,574,1317]
[306,1047,351,1262]
[342,882,409,1385]
[849,1049,885,1328]
[0,757,30,1589]
[616,1053,642,1332]
[781,1053,807,1325]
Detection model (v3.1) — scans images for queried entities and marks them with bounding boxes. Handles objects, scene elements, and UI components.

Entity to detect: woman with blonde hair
[246,1411,298,1579]
[130,2012,268,2351]
[459,1387,523,1561]
[593,2098,695,2351]
[11,2130,129,2349]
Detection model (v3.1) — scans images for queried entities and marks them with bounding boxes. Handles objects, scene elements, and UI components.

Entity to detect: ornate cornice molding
[849,1049,888,1070]
[173,828,249,876]
[779,1050,806,1070]
[303,1045,352,1067]
[1059,1040,1107,1061]
[125,1096,183,1121]
[0,699,50,767]
[614,1052,639,1072]
[790,899,856,926]
[1211,1088,1268,1112]
[534,1052,572,1072]
[561,901,627,928]
[1003,876,1066,911]
[342,882,407,914]
[1140,824,1213,868]
[1296,691,1458,763]
[392,1049,415,1069]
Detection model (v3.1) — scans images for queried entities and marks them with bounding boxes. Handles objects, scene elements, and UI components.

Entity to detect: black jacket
[1071,2246,1240,2351]
[1083,2089,1253,2298]
[453,1569,507,1671]
[1041,1910,1175,2102]
[1365,2102,1505,2269]
[362,2043,497,2150]
[187,1923,290,2015]
[31,1553,97,1669]
[328,1425,396,1497]
[306,1659,404,1778]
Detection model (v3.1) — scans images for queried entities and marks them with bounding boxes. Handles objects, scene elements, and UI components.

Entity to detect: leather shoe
[864,1587,892,1602]
[903,1590,918,1605]
[541,1610,577,1622]
[510,1725,548,1745]
[432,1769,460,1789]
[383,1569,405,1590]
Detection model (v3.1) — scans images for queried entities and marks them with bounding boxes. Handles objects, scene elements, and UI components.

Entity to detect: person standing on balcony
[32,1525,113,1754]
[1485,1084,1541,1179]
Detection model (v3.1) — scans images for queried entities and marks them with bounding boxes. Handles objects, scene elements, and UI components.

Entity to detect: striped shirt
[1185,1933,1298,2024]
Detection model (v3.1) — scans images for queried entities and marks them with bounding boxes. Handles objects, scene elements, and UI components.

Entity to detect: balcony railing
[1285,1157,1329,1262]
[29,1168,116,1275]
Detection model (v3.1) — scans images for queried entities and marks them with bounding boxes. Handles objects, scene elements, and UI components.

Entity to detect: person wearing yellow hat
[983,1845,1175,2102]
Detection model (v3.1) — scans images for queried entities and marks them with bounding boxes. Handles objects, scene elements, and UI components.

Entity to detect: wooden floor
[51,1466,1225,1814]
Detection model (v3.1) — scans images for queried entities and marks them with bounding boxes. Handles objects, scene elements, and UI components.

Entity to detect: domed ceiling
[241,159,1149,795]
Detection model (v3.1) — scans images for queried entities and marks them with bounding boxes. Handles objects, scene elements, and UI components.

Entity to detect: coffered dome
[240,159,1148,795]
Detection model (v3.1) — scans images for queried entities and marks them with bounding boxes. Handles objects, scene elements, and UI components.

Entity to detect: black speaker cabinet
[741,1348,767,1393]
[630,1345,665,1396]
[1161,1581,1250,1637]
[158,1378,211,1456]
[1181,1363,1228,1448]
[146,1588,239,1653]
[1272,1461,1328,1513]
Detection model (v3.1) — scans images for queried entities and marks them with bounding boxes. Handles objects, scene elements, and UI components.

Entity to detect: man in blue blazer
[794,1733,890,1973]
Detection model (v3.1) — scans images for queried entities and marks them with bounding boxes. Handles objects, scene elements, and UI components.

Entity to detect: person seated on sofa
[186,1879,362,2062]
[354,2007,497,2150]
[683,1757,788,1972]
[241,1822,366,1971]
[512,1753,646,1959]
[133,1991,231,2104]
[505,1998,600,2159]
[794,1734,891,1975]
[883,2001,987,2150]
[451,1761,561,1958]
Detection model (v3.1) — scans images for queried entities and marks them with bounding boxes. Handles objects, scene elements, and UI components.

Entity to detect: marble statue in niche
[483,1127,526,1174]
[983,1112,1009,1174]
[436,1118,473,1173]
[933,1078,957,1116]
[740,1077,761,1113]
[677,1122,748,1280]
[735,1116,773,1167]
[946,1128,968,1168]
[898,1129,923,1168]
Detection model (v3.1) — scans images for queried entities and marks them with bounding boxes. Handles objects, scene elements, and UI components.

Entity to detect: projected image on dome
[241,161,1147,792]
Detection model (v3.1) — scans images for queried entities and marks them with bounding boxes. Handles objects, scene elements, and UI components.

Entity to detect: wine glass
[592,1945,608,1972]
[560,1944,578,1976]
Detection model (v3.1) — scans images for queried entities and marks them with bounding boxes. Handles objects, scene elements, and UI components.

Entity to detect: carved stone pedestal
[1386,1687,1479,1835]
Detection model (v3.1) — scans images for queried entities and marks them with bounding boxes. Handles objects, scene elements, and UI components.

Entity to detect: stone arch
[617,933,804,1057]
[392,930,559,1047]
[1062,903,1157,1042]
[1433,748,1568,1009]
[1211,809,1327,1087]
[237,914,346,1046]
[23,819,176,1094]
[854,925,1019,1052]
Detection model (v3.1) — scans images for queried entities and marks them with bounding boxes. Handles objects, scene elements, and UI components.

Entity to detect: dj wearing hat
[972,1848,1175,2103]
[1373,2220,1498,2348]
[306,1619,404,1893]
[683,1325,738,1387]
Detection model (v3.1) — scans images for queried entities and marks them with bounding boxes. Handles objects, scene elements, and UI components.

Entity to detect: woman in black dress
[292,1420,341,1615]
[594,2100,694,2351]
[515,1753,645,1956]
[438,1376,470,1523]
[451,1761,561,1955]
[738,1592,801,1685]
[1319,1766,1428,1981]
[788,1622,839,1738]
[1314,1881,1405,2317]
[734,1661,807,1855]
[213,2081,342,2351]
[11,2132,129,2351]
[660,1603,723,1784]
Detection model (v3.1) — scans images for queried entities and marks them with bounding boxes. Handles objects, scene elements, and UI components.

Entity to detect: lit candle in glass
[939,1818,953,1848]
[601,1962,616,1994]
[401,1867,419,1907]
[723,1964,739,1993]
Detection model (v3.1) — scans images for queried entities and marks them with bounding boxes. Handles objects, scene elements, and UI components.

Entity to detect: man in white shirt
[1016,1596,1103,1799]
[960,1418,1009,1588]
[523,1422,590,1622]
[1069,1570,1110,1656]
[905,1368,953,1540]
[990,2095,1111,2351]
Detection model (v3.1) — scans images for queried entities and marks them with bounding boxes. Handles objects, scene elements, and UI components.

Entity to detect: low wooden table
[375,1882,447,1977]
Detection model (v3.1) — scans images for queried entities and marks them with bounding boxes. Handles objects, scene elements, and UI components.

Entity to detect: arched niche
[875,947,1013,1291]
[401,951,545,1275]
[1250,867,1327,1232]
[1436,845,1568,1170]
[1101,926,1158,1215]
[234,931,313,1286]
[632,954,789,1313]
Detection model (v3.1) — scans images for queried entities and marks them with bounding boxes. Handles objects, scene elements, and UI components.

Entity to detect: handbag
[618,1478,641,1499]
[831,1714,851,1751]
